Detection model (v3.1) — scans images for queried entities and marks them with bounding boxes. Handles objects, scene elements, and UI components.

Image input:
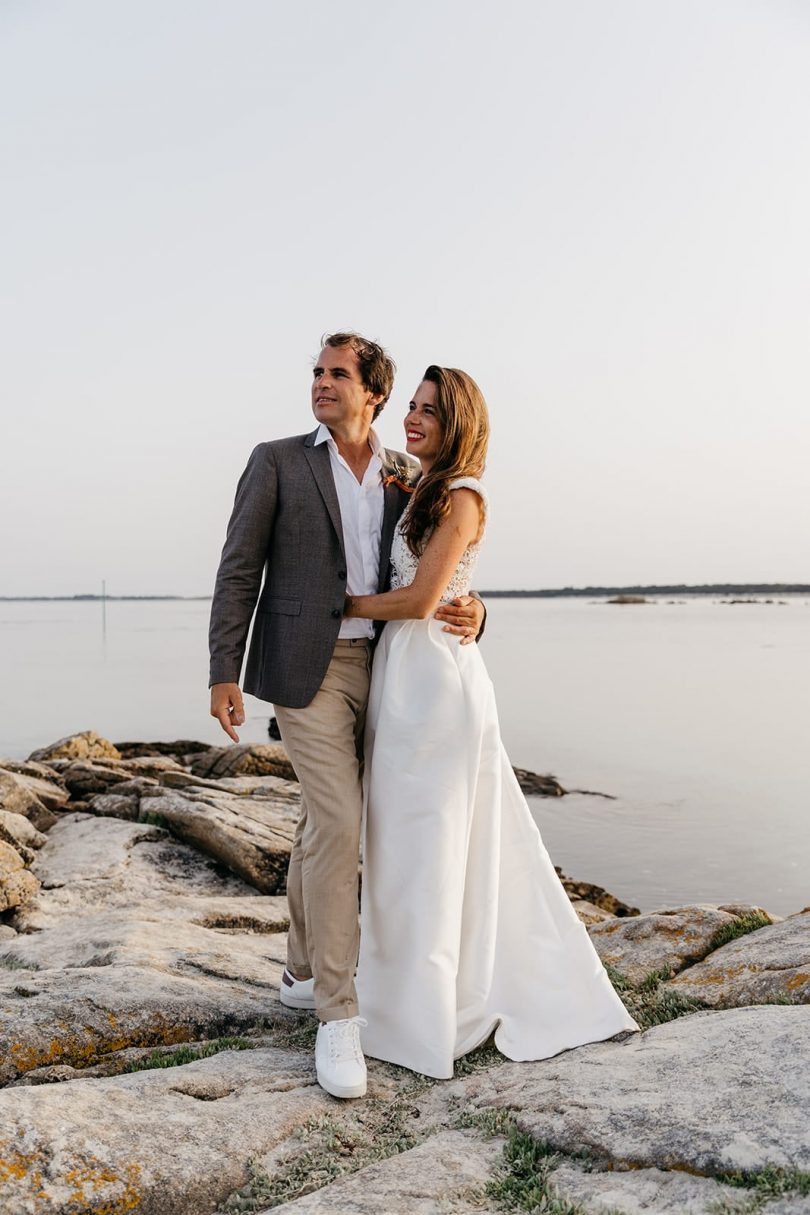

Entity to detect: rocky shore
[0,731,807,1215]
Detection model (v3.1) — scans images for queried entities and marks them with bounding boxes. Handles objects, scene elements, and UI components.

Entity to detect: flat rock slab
[139,785,298,893]
[268,1130,504,1214]
[463,1006,809,1175]
[2,813,294,1084]
[667,911,810,1006]
[547,1162,762,1215]
[14,813,262,927]
[588,904,772,984]
[0,1047,331,1215]
[0,958,288,1085]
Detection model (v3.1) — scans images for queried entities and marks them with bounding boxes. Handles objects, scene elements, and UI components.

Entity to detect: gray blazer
[209,429,418,709]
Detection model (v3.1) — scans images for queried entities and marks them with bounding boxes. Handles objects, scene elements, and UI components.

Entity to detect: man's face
[311,345,382,431]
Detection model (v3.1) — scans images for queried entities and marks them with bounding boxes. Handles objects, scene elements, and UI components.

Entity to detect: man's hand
[210,682,245,743]
[434,595,485,646]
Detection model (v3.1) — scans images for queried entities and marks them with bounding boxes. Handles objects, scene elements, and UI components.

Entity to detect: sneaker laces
[325,1017,367,1064]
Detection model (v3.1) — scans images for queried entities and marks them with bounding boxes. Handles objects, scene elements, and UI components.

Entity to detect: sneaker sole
[316,1070,367,1100]
[279,988,316,1010]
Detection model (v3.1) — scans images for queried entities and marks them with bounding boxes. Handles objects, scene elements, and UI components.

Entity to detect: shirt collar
[314,422,383,458]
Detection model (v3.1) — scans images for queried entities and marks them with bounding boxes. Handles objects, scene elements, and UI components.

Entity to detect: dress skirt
[356,617,639,1079]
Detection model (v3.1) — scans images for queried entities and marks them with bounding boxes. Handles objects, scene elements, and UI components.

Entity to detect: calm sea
[1,596,808,917]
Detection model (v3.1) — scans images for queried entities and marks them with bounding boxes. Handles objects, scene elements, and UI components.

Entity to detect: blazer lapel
[377,449,416,593]
[303,429,346,561]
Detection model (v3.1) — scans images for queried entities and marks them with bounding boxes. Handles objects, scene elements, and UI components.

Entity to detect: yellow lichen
[786,972,809,991]
[64,1159,143,1211]
[9,1016,195,1075]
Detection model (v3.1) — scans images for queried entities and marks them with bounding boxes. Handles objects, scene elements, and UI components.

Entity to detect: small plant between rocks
[216,1070,438,1212]
[604,963,706,1029]
[483,1124,613,1214]
[715,1164,810,1205]
[125,1036,253,1073]
[707,911,773,952]
[0,956,39,970]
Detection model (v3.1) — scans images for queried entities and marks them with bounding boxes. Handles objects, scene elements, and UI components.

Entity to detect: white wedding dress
[356,477,639,1078]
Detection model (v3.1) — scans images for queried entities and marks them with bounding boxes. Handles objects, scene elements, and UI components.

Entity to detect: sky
[2,0,809,595]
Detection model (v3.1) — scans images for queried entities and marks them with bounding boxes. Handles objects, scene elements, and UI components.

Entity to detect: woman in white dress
[343,366,638,1079]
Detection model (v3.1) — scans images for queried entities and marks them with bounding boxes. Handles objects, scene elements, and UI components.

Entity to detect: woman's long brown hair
[402,365,490,556]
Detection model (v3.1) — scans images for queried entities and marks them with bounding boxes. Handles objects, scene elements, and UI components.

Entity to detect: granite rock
[190,742,298,782]
[0,1048,330,1215]
[0,769,57,832]
[137,784,299,893]
[666,911,810,1007]
[0,759,69,811]
[28,729,122,763]
[268,1130,504,1214]
[546,1162,758,1214]
[588,903,773,984]
[461,1006,809,1175]
[0,839,39,913]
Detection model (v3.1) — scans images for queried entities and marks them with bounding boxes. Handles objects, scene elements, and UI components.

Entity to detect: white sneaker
[279,968,316,1010]
[315,1017,368,1099]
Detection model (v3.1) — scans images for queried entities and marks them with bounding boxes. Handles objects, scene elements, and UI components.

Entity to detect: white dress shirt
[314,423,385,640]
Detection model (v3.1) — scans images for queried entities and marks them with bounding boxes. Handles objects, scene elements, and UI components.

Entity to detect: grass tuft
[125,1036,253,1072]
[484,1126,598,1213]
[707,912,772,953]
[264,1015,320,1053]
[0,956,39,970]
[716,1165,810,1199]
[456,1106,515,1139]
[454,1035,507,1076]
[216,1070,437,1212]
[604,964,705,1029]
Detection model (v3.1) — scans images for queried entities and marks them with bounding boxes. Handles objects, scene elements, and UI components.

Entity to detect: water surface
[1,596,807,915]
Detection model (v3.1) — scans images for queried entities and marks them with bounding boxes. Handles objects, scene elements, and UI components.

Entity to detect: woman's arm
[346,488,483,622]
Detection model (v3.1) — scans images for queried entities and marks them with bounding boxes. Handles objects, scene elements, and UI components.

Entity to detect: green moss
[707,912,772,952]
[139,810,170,830]
[125,1036,252,1072]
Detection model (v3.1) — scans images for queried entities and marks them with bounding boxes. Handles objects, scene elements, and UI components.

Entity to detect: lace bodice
[390,477,488,603]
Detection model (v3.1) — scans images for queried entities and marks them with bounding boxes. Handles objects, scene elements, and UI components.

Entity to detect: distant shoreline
[2,583,809,602]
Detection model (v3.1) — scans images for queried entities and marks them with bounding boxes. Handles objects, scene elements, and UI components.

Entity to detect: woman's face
[404,380,443,469]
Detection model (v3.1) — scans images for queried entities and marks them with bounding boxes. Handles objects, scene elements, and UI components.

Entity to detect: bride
[344,365,638,1078]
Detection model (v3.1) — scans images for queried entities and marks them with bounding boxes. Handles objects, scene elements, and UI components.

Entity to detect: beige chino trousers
[274,638,372,1022]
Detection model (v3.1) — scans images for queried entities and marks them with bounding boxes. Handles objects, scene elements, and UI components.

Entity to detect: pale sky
[2,0,808,595]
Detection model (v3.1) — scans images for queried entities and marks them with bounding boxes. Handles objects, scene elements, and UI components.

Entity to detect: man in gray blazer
[209,332,484,1099]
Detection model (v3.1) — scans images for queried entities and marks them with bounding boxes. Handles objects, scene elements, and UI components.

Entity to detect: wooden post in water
[102,579,107,638]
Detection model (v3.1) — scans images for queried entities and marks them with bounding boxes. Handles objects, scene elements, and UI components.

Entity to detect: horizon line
[2,581,810,603]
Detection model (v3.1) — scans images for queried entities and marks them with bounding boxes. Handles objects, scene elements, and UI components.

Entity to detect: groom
[208,332,484,1099]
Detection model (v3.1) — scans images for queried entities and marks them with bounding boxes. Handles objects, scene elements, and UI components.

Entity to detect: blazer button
[338,569,347,579]
[331,608,341,618]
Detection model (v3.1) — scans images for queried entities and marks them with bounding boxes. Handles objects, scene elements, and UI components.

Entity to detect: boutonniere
[382,462,416,493]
